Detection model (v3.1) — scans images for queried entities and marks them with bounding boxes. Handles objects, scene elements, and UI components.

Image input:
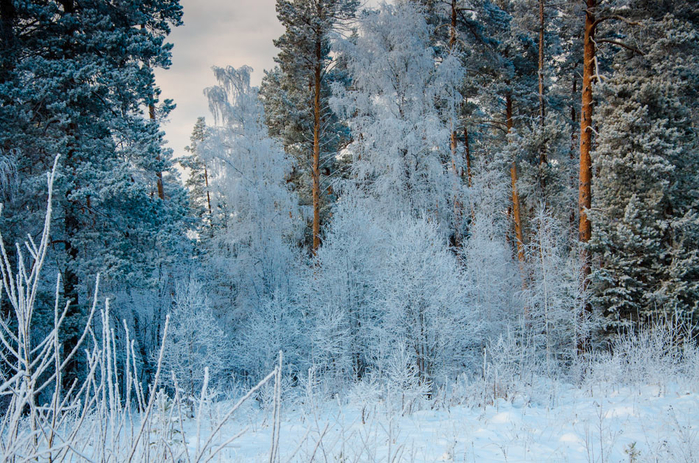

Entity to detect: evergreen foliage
[259,0,357,250]
[0,0,188,385]
[590,9,699,325]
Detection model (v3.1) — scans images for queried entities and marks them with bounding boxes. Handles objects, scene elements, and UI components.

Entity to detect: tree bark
[507,94,525,264]
[204,164,212,216]
[538,0,545,132]
[578,0,596,353]
[312,39,322,255]
[149,102,165,200]
[570,76,578,231]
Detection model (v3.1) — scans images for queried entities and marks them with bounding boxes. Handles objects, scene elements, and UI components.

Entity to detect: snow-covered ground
[179,382,698,462]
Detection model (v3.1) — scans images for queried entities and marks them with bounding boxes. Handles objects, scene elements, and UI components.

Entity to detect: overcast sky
[154,0,284,160]
[155,0,381,161]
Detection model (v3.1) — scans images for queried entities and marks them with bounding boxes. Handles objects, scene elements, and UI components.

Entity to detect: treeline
[1,0,698,398]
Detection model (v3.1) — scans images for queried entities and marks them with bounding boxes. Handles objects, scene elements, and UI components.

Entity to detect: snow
[176,382,699,462]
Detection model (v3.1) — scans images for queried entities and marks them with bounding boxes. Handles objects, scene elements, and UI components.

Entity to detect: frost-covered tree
[310,189,474,386]
[260,0,357,253]
[234,290,305,381]
[463,158,520,344]
[373,215,471,384]
[525,206,579,369]
[161,280,227,412]
[0,0,187,385]
[199,66,303,374]
[590,10,699,326]
[331,1,465,239]
[306,192,386,384]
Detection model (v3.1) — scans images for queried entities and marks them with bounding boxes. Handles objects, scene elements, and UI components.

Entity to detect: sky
[154,0,284,160]
[156,0,381,161]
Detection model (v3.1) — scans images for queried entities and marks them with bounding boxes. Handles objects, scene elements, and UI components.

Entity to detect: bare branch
[591,15,642,31]
[596,39,645,55]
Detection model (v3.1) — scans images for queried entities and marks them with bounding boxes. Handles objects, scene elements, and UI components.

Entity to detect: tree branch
[591,15,641,31]
[596,38,644,55]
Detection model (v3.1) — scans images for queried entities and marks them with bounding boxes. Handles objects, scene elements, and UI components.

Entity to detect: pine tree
[590,5,699,327]
[260,0,357,253]
[0,0,187,385]
[180,117,213,227]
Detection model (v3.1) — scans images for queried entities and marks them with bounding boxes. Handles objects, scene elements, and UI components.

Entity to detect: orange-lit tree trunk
[579,1,595,257]
[507,92,529,319]
[312,39,322,254]
[507,93,525,264]
[578,0,596,351]
[569,76,578,231]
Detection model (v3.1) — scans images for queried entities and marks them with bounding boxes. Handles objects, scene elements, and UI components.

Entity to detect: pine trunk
[64,124,81,390]
[578,0,596,352]
[312,41,322,254]
[204,164,212,216]
[61,0,82,390]
[507,94,525,264]
[570,76,578,231]
[150,102,165,200]
[538,0,545,132]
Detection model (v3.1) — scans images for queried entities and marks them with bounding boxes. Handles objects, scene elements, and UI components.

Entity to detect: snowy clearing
[177,382,698,463]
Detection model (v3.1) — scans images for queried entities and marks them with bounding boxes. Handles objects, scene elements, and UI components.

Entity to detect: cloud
[155,0,383,159]
[155,0,283,157]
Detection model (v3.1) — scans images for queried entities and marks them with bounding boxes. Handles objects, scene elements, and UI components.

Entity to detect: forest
[0,0,698,461]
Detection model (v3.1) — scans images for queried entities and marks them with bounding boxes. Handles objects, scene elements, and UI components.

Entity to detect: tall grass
[0,158,282,462]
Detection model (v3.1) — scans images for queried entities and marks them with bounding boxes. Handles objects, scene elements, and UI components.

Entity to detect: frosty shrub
[463,161,520,345]
[308,192,385,387]
[482,327,538,403]
[235,290,305,382]
[525,206,580,373]
[383,341,430,415]
[347,374,382,424]
[374,215,473,386]
[161,279,227,413]
[590,318,699,392]
[311,193,475,388]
